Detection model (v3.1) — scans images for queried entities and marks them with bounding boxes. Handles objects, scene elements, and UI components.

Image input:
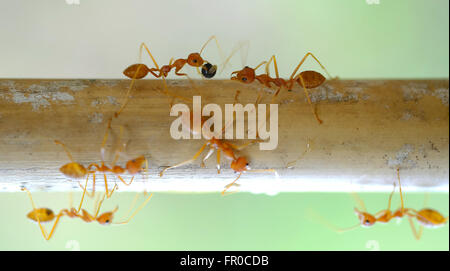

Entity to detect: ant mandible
[231,53,332,124]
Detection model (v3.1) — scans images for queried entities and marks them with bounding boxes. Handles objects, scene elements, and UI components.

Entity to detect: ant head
[59,162,88,179]
[231,157,250,172]
[201,63,217,78]
[354,208,376,227]
[123,63,149,79]
[231,66,255,84]
[415,208,448,227]
[187,53,204,67]
[27,208,55,223]
[126,156,146,175]
[96,207,118,225]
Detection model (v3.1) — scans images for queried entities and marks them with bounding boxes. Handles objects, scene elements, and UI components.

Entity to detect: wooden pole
[0,79,448,194]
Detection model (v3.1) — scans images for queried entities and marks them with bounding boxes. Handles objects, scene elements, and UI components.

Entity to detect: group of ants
[22,36,447,241]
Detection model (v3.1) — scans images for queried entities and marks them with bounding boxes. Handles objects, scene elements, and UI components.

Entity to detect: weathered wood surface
[0,79,448,194]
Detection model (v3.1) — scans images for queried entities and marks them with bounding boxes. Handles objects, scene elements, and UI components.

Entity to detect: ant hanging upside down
[22,187,153,241]
[159,90,278,195]
[313,168,448,240]
[55,117,148,206]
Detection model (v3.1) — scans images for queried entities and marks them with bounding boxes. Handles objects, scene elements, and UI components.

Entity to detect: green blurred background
[0,0,448,250]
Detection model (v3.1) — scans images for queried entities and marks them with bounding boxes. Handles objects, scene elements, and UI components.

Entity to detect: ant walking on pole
[231,52,332,124]
[116,36,225,118]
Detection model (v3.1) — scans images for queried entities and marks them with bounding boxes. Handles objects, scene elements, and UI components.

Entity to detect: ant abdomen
[201,63,217,78]
[123,63,150,79]
[297,70,326,89]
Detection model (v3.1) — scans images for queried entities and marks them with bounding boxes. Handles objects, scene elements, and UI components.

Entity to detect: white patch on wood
[432,88,449,106]
[88,112,104,123]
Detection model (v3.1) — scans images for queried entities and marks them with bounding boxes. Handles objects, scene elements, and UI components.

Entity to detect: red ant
[354,169,448,240]
[22,187,154,241]
[231,53,332,124]
[160,92,277,195]
[313,169,448,240]
[55,118,148,206]
[159,136,276,195]
[116,36,224,117]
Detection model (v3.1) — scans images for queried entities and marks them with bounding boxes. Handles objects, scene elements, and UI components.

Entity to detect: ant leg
[201,147,215,168]
[221,172,243,195]
[397,168,405,213]
[116,42,165,118]
[233,90,241,105]
[159,143,208,177]
[116,175,135,186]
[265,55,280,78]
[174,71,197,88]
[199,35,225,68]
[289,52,332,81]
[264,56,284,104]
[43,212,65,241]
[296,73,323,124]
[220,41,250,74]
[160,75,193,104]
[255,88,263,104]
[423,192,429,207]
[227,139,261,151]
[103,173,117,198]
[219,89,244,137]
[216,149,221,174]
[254,61,268,71]
[120,193,140,221]
[115,63,148,118]
[78,171,96,199]
[139,43,190,107]
[93,185,117,219]
[351,192,367,212]
[139,42,160,69]
[286,139,313,168]
[100,118,113,162]
[270,87,283,104]
[94,193,107,218]
[408,216,424,240]
[306,207,361,233]
[246,168,278,175]
[77,172,93,213]
[54,140,75,162]
[115,193,154,225]
[387,181,396,210]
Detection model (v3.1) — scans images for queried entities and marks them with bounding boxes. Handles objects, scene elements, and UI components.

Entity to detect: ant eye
[242,77,247,82]
[246,163,249,166]
[193,59,197,63]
